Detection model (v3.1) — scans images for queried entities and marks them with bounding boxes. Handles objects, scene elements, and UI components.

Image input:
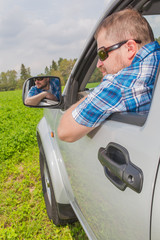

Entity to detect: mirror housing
[22,76,62,107]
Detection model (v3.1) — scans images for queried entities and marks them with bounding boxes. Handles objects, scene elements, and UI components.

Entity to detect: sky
[0,0,111,76]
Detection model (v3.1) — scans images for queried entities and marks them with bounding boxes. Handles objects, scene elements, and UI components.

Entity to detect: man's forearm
[25,92,47,106]
[57,95,94,142]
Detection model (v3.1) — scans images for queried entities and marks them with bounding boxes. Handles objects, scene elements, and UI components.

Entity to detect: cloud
[0,0,107,75]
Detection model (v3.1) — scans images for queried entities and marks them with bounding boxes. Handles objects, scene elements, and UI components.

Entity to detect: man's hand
[45,92,58,101]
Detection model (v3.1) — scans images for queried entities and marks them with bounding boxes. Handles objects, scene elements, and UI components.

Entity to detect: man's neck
[42,83,50,91]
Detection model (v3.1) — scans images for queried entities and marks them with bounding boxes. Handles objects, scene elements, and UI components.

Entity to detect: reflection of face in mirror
[25,77,61,106]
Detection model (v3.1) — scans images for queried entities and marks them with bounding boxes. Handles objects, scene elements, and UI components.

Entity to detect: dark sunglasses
[97,39,141,61]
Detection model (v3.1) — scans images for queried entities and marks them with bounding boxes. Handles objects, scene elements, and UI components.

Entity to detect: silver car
[23,0,160,239]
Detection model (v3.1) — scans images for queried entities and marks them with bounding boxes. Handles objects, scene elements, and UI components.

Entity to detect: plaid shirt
[28,77,60,101]
[72,41,160,127]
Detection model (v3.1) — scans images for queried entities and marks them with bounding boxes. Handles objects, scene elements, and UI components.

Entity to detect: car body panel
[37,112,69,204]
[151,161,160,240]
[37,72,160,239]
[53,92,160,239]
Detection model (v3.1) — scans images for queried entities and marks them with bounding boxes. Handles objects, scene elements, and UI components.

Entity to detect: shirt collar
[132,41,160,64]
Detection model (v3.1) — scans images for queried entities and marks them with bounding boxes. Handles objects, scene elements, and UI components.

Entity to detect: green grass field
[0,90,87,240]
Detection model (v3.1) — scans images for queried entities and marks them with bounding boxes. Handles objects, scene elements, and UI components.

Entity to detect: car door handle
[98,142,143,193]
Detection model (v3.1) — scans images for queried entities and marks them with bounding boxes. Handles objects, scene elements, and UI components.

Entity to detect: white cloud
[0,0,107,75]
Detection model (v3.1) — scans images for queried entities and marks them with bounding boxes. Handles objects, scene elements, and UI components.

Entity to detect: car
[22,0,160,239]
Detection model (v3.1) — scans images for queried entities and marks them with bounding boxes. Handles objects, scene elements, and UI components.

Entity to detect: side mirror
[22,76,61,107]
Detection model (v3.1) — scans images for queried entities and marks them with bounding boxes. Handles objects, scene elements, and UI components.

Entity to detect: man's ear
[126,40,138,60]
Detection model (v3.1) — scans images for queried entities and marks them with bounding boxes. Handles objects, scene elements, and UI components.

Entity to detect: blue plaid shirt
[72,41,160,127]
[28,77,60,101]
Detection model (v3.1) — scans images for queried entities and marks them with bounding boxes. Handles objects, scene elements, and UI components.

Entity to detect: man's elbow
[57,127,78,143]
[25,98,36,106]
[25,98,30,105]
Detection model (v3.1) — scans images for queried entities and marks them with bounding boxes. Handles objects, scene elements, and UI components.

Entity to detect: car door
[54,92,160,240]
[53,1,160,239]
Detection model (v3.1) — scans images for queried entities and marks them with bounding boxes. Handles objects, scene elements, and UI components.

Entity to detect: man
[58,8,160,142]
[25,77,60,106]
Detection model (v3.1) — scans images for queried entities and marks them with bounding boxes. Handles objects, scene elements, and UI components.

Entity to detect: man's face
[96,29,129,75]
[35,77,49,89]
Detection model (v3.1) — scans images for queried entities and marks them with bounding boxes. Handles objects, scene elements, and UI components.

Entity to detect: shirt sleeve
[72,80,126,127]
[50,78,61,101]
[27,86,37,97]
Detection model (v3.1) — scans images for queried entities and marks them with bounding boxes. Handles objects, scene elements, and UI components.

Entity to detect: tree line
[0,58,74,91]
[0,57,103,92]
[0,64,31,91]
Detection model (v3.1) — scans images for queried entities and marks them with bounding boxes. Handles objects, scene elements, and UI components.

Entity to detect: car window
[86,67,103,89]
[145,15,160,43]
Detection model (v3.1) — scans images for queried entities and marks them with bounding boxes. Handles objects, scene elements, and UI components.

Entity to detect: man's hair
[95,9,154,46]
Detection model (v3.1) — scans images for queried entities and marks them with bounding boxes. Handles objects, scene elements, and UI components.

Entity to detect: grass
[86,82,100,88]
[0,90,87,240]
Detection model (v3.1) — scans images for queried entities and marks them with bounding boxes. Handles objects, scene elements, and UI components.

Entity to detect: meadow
[0,90,87,239]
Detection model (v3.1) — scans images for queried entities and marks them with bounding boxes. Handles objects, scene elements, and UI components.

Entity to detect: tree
[89,68,103,83]
[0,70,17,91]
[50,60,57,71]
[50,69,64,85]
[58,58,63,67]
[58,58,76,84]
[43,58,76,86]
[18,64,31,89]
[44,66,50,75]
[20,64,31,81]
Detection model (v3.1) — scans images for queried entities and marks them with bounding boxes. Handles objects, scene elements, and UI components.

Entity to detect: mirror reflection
[23,76,61,107]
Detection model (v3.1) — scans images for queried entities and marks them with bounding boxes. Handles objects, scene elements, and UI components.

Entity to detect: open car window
[77,12,160,126]
[145,15,160,44]
[82,14,160,90]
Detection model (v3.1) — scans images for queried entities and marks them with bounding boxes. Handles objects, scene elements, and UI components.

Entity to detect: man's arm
[25,92,58,106]
[25,92,47,106]
[57,96,95,142]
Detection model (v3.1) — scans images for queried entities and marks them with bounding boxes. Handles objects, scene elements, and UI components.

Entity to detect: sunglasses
[97,39,141,61]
